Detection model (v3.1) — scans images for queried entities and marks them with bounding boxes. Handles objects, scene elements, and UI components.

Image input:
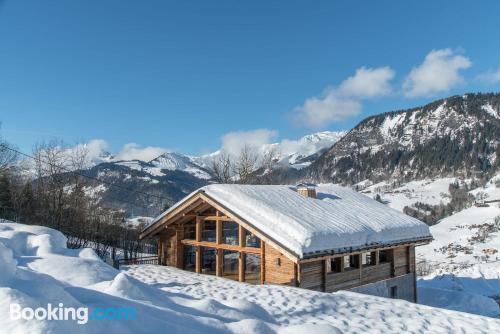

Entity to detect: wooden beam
[201,215,233,221]
[180,239,261,254]
[140,194,207,239]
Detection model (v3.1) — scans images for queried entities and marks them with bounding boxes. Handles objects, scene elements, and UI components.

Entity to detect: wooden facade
[141,191,426,299]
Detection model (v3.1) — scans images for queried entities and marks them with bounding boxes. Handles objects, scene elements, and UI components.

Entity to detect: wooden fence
[113,256,158,269]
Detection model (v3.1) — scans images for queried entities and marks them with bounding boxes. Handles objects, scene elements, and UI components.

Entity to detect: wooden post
[295,263,300,287]
[216,211,222,245]
[261,241,265,284]
[239,252,245,282]
[175,225,184,268]
[196,216,202,242]
[375,250,380,265]
[389,249,395,277]
[322,260,327,292]
[157,239,163,265]
[359,255,363,281]
[239,225,246,248]
[195,246,201,274]
[216,249,223,277]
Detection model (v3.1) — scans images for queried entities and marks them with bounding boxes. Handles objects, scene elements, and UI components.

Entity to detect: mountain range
[78,92,500,216]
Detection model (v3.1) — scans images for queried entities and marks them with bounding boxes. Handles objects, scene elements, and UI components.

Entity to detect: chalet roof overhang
[300,236,433,262]
[140,188,433,263]
[140,190,301,262]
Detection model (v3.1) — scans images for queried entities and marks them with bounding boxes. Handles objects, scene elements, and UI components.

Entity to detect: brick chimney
[296,183,317,199]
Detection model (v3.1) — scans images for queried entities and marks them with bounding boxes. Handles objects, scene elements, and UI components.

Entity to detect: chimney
[296,183,317,199]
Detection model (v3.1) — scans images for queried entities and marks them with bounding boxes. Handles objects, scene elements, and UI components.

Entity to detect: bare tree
[233,145,258,184]
[0,138,18,174]
[210,152,233,183]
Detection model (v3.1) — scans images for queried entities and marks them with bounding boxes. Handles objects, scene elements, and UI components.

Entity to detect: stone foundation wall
[350,273,416,302]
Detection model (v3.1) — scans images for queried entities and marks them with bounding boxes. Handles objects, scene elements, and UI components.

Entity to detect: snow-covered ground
[2,221,499,333]
[360,174,500,318]
[359,177,456,211]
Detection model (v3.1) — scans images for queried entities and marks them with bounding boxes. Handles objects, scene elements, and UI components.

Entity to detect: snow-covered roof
[148,184,432,258]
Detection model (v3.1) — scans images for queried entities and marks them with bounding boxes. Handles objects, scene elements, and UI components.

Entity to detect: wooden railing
[114,256,158,268]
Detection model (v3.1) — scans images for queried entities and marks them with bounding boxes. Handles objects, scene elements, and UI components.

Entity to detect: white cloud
[403,48,471,97]
[115,143,168,161]
[84,139,109,160]
[337,66,395,98]
[292,66,395,128]
[220,129,278,156]
[476,68,500,84]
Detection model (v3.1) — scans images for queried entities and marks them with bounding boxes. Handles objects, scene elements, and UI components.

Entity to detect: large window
[202,220,216,242]
[362,252,376,266]
[222,250,239,280]
[245,254,261,284]
[184,221,196,240]
[222,221,239,245]
[201,247,216,275]
[379,249,391,263]
[245,229,261,248]
[327,257,342,273]
[344,254,360,270]
[183,245,196,272]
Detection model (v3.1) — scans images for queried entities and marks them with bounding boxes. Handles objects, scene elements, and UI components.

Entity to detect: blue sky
[1,0,500,158]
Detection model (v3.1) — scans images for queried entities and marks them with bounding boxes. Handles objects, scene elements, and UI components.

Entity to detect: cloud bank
[403,48,471,97]
[292,66,395,128]
[476,68,500,84]
[220,129,278,156]
[115,143,168,161]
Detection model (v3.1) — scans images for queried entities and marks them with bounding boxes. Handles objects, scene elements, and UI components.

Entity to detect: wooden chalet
[140,184,432,302]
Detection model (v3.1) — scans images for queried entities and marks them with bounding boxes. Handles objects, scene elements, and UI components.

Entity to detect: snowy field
[360,175,500,318]
[360,178,456,211]
[1,221,499,333]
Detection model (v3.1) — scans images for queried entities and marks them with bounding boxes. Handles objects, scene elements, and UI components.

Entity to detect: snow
[1,220,499,333]
[123,265,500,333]
[151,152,211,179]
[362,178,456,211]
[363,174,500,318]
[197,131,346,171]
[152,184,431,258]
[482,104,499,119]
[126,216,154,228]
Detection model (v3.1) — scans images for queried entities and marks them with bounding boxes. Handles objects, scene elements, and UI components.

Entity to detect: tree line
[0,135,156,260]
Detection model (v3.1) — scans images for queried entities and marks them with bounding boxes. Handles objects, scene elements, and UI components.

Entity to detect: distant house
[140,184,432,302]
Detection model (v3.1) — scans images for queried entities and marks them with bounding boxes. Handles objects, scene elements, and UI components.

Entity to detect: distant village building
[140,184,432,302]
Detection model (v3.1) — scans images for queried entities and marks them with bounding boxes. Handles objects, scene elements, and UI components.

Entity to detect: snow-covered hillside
[309,93,500,184]
[1,221,499,333]
[360,174,500,317]
[150,152,212,180]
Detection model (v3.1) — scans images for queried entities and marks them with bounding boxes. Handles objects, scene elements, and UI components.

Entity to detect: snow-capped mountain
[73,131,345,215]
[149,152,212,180]
[268,131,346,169]
[307,93,500,184]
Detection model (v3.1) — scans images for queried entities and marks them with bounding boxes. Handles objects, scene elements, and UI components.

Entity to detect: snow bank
[125,264,500,333]
[0,242,17,284]
[1,221,499,333]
